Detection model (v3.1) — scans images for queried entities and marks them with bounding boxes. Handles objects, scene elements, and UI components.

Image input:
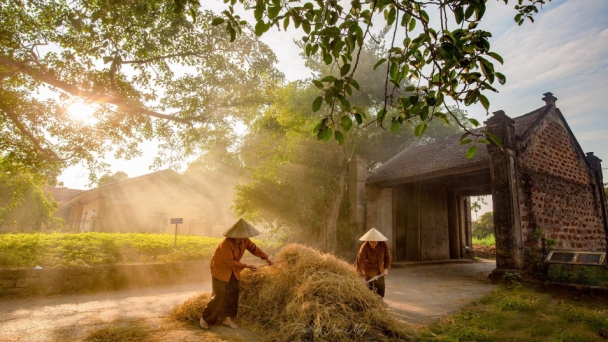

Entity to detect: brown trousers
[202,273,240,325]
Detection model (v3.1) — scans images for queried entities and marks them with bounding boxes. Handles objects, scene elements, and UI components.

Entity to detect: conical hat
[223,219,260,238]
[359,228,388,241]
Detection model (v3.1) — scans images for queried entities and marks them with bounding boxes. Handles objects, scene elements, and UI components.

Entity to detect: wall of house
[518,114,606,251]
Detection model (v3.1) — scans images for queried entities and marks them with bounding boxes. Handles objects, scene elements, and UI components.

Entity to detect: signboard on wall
[170,218,183,224]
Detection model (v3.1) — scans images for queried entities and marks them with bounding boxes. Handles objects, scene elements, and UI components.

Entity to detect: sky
[58,0,608,210]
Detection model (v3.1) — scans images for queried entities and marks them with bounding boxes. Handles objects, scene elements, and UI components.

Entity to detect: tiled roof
[42,187,86,205]
[367,106,546,184]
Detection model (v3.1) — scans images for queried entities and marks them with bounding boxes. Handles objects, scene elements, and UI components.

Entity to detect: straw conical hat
[359,228,388,241]
[223,219,260,238]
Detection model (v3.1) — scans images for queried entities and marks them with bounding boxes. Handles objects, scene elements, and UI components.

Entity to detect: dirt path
[0,260,497,341]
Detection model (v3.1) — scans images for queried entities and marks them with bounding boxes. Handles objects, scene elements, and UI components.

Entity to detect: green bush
[547,264,603,287]
[0,233,277,269]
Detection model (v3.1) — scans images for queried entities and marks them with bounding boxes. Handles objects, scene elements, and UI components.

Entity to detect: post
[174,223,178,248]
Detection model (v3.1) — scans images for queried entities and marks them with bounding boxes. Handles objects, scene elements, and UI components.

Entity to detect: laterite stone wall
[518,116,606,250]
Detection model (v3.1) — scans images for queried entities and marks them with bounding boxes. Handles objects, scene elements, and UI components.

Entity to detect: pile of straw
[238,244,413,341]
[170,244,413,341]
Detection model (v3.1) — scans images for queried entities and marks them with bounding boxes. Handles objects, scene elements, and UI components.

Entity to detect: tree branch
[0,57,205,124]
[1,106,63,161]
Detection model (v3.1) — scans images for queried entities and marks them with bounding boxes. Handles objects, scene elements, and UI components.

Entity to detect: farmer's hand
[248,265,258,271]
[265,257,274,266]
[384,269,389,276]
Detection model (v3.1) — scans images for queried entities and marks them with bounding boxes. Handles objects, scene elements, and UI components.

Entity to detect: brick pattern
[518,120,606,250]
[519,121,590,185]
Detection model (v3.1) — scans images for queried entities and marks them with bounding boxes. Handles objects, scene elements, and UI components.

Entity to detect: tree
[471,195,487,220]
[210,0,551,153]
[0,158,61,232]
[1,0,281,184]
[96,171,129,187]
[233,35,469,252]
[472,211,494,239]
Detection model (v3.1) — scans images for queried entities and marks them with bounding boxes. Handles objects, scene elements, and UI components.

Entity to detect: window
[80,211,88,232]
[149,212,169,233]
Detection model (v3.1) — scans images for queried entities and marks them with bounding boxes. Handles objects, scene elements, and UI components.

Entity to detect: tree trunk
[323,159,347,253]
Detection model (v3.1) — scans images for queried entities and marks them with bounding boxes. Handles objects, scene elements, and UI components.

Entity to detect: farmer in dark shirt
[355,228,391,298]
[200,219,273,329]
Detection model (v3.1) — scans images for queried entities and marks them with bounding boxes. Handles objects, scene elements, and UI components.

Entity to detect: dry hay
[242,244,413,341]
[169,292,212,323]
[170,244,413,341]
[83,324,154,342]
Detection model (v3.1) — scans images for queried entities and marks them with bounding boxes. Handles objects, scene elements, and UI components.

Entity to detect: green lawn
[419,284,608,341]
[0,232,276,269]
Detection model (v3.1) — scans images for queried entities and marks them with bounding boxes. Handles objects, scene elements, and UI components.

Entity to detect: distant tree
[471,195,488,220]
[96,171,129,187]
[472,212,494,239]
[0,158,61,232]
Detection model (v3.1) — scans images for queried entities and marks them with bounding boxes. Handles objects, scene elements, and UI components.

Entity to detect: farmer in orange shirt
[355,228,391,298]
[200,219,273,329]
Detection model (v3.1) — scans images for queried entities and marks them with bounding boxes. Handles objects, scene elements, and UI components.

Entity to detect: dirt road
[0,260,496,341]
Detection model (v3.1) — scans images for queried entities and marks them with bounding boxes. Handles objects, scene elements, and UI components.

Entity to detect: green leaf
[391,120,400,132]
[495,72,506,85]
[302,20,311,34]
[268,6,281,20]
[320,76,336,83]
[283,16,290,30]
[414,122,427,137]
[350,79,360,91]
[340,64,351,77]
[312,122,322,133]
[487,133,503,148]
[408,18,416,32]
[354,113,363,125]
[211,17,225,26]
[387,7,397,26]
[323,127,333,141]
[312,96,323,112]
[469,118,480,127]
[460,138,472,145]
[390,63,399,80]
[478,138,490,145]
[478,94,490,112]
[466,145,478,159]
[334,130,345,145]
[340,115,353,133]
[254,21,265,36]
[487,52,504,65]
[373,58,387,70]
[312,80,323,88]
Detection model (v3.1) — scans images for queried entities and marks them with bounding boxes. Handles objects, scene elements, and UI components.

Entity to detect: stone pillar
[377,188,394,256]
[586,152,608,248]
[349,156,368,235]
[485,110,524,269]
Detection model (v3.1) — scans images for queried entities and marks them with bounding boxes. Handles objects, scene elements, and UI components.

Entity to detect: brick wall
[518,117,606,250]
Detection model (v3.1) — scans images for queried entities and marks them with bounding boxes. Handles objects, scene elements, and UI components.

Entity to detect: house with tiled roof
[349,93,608,273]
[55,169,236,236]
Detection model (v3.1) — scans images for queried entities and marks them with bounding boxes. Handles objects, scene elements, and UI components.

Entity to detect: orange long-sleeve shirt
[355,241,391,278]
[210,238,268,282]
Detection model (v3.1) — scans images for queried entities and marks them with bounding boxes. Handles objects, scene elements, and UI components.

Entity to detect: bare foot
[199,317,209,330]
[222,317,239,329]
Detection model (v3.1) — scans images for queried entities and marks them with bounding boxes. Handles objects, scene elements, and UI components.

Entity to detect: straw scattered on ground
[171,243,414,341]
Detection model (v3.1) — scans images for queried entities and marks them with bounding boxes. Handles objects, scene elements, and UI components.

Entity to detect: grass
[0,232,276,269]
[472,234,496,247]
[419,284,608,341]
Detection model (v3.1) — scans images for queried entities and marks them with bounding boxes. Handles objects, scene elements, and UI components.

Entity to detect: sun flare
[67,101,97,124]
